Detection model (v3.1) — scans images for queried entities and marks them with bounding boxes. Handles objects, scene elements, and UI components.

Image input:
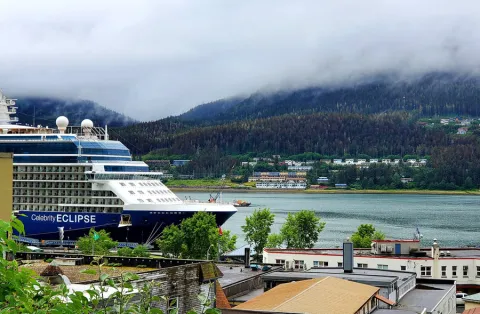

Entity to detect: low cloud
[0,0,479,120]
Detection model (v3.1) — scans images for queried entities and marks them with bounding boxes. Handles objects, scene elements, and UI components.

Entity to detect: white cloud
[0,0,479,120]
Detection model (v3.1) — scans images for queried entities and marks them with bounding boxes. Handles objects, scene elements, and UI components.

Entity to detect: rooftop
[217,264,281,288]
[463,309,480,314]
[396,281,455,313]
[232,277,379,314]
[262,267,416,288]
[264,247,480,259]
[464,292,480,303]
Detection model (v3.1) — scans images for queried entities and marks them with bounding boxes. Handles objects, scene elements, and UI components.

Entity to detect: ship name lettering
[56,214,96,224]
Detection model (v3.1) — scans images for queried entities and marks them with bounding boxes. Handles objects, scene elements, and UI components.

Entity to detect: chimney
[244,247,251,268]
[343,238,354,273]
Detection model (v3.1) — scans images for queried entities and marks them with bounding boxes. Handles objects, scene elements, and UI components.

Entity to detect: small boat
[233,200,251,207]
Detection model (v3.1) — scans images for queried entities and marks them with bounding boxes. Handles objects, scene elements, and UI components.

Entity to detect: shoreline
[169,187,480,195]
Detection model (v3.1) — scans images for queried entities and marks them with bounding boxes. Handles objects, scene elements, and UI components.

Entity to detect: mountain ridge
[13,97,136,128]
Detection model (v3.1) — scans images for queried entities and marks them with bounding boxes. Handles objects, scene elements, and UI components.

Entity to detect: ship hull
[17,208,236,243]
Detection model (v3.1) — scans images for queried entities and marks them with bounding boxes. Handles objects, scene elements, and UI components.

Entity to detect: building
[317,176,329,184]
[0,153,13,221]
[458,127,468,135]
[172,160,191,166]
[224,276,382,314]
[335,183,347,188]
[264,238,480,294]
[401,177,413,184]
[287,165,312,171]
[464,293,480,310]
[256,181,307,189]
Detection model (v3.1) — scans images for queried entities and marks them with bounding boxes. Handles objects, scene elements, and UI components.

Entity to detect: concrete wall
[0,153,13,221]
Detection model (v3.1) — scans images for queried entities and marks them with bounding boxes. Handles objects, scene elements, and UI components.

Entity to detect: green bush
[117,247,134,257]
[44,258,53,263]
[132,245,150,258]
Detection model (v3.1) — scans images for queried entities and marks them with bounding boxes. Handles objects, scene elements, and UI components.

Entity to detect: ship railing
[85,171,164,181]
[183,199,233,205]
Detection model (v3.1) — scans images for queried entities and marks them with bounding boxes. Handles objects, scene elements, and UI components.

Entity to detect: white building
[263,239,480,294]
[256,181,307,189]
[287,165,312,171]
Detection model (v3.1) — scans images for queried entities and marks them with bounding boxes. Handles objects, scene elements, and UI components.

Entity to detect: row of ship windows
[149,211,184,214]
[137,198,180,203]
[120,182,163,187]
[13,190,115,197]
[14,174,86,181]
[14,205,122,213]
[13,197,123,205]
[14,182,92,189]
[128,190,172,196]
[14,166,90,173]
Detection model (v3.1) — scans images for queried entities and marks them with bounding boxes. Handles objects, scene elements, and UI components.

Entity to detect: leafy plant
[351,224,386,248]
[280,210,325,248]
[77,229,118,256]
[241,208,275,262]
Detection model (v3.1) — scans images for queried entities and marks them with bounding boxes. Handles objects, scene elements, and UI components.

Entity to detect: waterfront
[177,192,480,248]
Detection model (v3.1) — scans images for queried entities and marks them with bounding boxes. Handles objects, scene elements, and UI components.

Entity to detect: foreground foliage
[0,218,219,313]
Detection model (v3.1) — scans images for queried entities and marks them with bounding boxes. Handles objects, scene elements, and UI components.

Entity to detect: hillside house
[458,127,468,135]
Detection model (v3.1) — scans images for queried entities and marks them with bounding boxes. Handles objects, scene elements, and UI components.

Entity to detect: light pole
[206,244,214,260]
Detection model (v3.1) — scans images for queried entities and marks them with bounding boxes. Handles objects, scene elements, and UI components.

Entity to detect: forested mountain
[179,72,480,123]
[14,97,136,127]
[115,112,448,156]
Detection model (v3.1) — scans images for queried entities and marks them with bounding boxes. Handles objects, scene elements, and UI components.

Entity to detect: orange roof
[463,309,480,314]
[215,280,231,309]
[233,276,379,314]
[375,294,395,306]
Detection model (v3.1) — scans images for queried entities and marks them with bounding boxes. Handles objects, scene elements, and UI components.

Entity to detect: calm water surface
[176,192,480,248]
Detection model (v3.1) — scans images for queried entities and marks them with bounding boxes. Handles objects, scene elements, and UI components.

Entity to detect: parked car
[456,292,468,305]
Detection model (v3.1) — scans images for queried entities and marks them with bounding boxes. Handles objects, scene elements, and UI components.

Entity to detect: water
[176,192,480,248]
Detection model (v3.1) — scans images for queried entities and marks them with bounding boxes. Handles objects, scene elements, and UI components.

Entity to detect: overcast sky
[1,1,479,120]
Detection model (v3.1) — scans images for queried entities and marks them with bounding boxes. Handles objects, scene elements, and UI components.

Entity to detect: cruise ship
[0,91,237,243]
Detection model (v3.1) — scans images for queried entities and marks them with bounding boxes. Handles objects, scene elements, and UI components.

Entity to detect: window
[441,266,447,277]
[138,191,144,194]
[147,199,153,203]
[357,263,368,268]
[477,266,480,277]
[401,266,406,271]
[167,296,178,312]
[128,191,135,195]
[463,266,469,277]
[129,182,135,186]
[338,262,343,267]
[275,259,285,265]
[377,264,388,270]
[313,261,328,267]
[120,182,126,186]
[294,260,304,269]
[452,266,457,277]
[421,266,431,276]
[137,199,144,203]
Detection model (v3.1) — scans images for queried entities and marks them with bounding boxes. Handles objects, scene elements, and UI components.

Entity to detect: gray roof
[374,310,417,314]
[262,267,416,288]
[464,292,480,303]
[223,244,256,257]
[396,282,454,312]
